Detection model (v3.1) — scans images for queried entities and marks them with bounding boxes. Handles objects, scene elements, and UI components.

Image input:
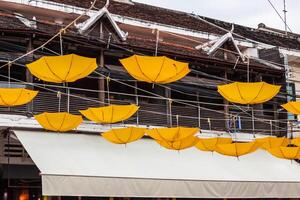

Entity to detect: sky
[134,0,300,34]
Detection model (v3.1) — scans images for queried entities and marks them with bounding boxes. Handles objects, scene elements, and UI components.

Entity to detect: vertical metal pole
[165,88,172,127]
[252,107,255,138]
[59,32,63,55]
[26,36,34,113]
[106,77,110,105]
[135,81,139,126]
[247,57,250,83]
[197,93,201,128]
[98,51,105,106]
[155,29,159,56]
[208,118,211,131]
[168,99,172,127]
[283,0,288,35]
[270,120,273,136]
[66,83,70,113]
[224,71,229,131]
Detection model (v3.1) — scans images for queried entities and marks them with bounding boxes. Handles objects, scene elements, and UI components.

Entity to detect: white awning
[14,130,300,198]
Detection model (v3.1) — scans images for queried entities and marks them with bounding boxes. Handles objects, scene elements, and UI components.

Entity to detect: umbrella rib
[156,129,167,143]
[44,58,63,82]
[58,113,68,131]
[234,142,238,158]
[134,56,153,83]
[250,82,265,104]
[153,57,165,82]
[110,106,114,123]
[0,91,10,106]
[101,108,105,123]
[236,83,245,104]
[67,60,95,81]
[162,66,187,83]
[288,103,300,115]
[127,127,135,144]
[64,54,73,81]
[11,88,25,106]
[279,146,288,160]
[44,113,59,131]
[89,109,101,123]
[113,129,125,144]
[67,116,81,131]
[201,139,209,151]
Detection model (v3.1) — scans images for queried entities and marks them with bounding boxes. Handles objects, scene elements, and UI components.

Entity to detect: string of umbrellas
[0,53,300,160]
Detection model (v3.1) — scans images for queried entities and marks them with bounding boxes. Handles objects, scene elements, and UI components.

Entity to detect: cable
[267,0,293,33]
[93,71,287,130]
[0,0,99,71]
[0,73,291,134]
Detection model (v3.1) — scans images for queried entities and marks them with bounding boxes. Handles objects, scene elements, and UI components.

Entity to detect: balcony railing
[0,90,286,136]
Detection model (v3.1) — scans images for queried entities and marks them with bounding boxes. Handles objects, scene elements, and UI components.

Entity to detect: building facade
[0,0,300,199]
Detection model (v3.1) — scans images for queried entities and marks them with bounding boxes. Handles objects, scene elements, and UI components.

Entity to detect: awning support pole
[135,81,139,126]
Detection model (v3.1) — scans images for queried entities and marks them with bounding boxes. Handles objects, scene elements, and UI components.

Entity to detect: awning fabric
[14,130,300,198]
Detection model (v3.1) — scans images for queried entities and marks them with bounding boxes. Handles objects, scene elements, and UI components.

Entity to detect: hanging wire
[0,72,292,133]
[168,98,173,127]
[155,29,160,56]
[93,71,287,130]
[247,56,250,83]
[106,76,111,105]
[57,91,62,112]
[7,61,11,88]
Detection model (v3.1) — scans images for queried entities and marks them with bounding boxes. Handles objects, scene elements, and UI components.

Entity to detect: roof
[0,12,280,74]
[49,0,300,50]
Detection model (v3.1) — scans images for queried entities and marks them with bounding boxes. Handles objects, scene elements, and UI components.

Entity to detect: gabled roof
[195,29,246,62]
[75,1,127,41]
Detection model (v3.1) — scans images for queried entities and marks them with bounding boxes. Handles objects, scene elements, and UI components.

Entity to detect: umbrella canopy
[195,137,232,152]
[101,127,146,144]
[34,112,83,132]
[26,54,97,83]
[146,127,199,143]
[0,88,38,106]
[79,104,139,124]
[292,138,300,147]
[281,102,300,115]
[267,147,300,160]
[255,137,289,150]
[120,55,190,84]
[216,141,261,157]
[156,136,199,150]
[217,82,281,104]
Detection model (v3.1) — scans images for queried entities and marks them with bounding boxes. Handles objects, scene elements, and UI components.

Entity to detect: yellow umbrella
[79,104,139,124]
[26,54,97,83]
[102,127,146,144]
[255,137,289,150]
[216,141,261,157]
[217,82,281,104]
[267,146,300,160]
[291,138,300,147]
[146,127,199,143]
[120,55,190,84]
[34,112,83,132]
[281,101,300,115]
[0,88,38,106]
[195,137,232,152]
[156,136,199,150]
